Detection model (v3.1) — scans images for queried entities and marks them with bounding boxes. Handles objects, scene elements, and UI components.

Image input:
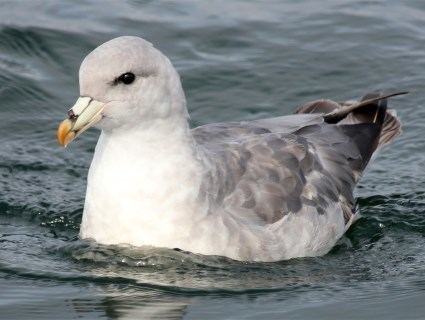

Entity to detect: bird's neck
[80,114,208,246]
[97,115,196,161]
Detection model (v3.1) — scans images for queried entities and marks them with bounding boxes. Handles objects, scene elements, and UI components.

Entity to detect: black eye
[117,72,135,85]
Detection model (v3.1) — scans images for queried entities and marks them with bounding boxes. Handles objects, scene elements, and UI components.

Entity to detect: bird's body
[58,36,404,261]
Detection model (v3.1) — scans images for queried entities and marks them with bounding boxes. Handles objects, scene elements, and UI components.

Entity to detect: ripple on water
[1,193,424,298]
[0,0,425,318]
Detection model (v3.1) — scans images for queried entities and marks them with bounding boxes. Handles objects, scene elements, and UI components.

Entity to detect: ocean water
[0,0,425,319]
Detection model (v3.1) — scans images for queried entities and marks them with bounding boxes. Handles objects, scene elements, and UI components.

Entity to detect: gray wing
[194,123,358,225]
[192,93,402,226]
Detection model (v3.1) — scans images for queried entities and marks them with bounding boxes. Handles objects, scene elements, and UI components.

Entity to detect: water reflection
[72,294,188,320]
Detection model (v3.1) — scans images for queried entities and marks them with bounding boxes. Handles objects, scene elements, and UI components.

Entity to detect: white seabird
[57,36,405,262]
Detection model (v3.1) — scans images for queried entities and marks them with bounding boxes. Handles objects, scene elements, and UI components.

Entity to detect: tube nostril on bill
[68,109,77,120]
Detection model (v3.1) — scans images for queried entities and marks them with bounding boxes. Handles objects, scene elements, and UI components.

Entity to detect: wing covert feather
[193,117,362,226]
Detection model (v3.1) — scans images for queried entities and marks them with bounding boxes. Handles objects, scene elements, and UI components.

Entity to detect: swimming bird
[57,36,405,262]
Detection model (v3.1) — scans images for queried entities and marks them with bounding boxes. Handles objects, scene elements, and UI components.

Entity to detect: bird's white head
[57,36,187,146]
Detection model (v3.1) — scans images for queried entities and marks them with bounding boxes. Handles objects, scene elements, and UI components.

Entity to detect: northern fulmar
[57,36,406,262]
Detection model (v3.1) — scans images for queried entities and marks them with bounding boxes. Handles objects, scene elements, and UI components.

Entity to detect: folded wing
[192,92,404,227]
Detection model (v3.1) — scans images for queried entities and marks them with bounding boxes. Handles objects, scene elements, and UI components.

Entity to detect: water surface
[0,1,425,319]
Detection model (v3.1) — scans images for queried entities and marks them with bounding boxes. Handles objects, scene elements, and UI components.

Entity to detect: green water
[1,1,425,319]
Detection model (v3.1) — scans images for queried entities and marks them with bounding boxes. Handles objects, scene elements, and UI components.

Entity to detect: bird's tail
[296,91,406,149]
[323,91,405,148]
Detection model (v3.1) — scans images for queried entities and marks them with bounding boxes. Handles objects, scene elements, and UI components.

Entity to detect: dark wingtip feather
[323,91,408,124]
[295,91,405,169]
